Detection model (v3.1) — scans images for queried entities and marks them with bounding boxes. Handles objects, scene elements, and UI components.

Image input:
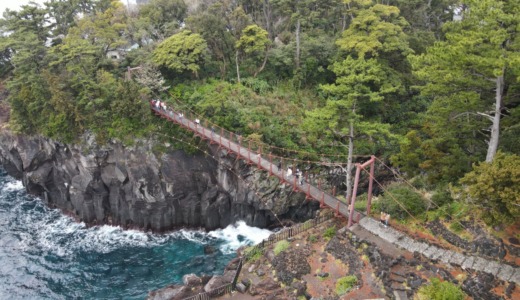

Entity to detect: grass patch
[324,226,336,240]
[336,275,358,296]
[244,246,263,262]
[449,221,464,233]
[416,278,465,300]
[308,234,318,243]
[274,240,290,256]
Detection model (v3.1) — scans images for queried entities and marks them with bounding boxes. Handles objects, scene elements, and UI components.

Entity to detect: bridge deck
[151,104,364,223]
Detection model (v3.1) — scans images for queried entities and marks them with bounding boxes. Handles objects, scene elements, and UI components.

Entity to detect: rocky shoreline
[0,130,318,232]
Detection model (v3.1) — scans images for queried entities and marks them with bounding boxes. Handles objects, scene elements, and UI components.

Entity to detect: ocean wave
[1,171,271,257]
[1,179,24,192]
[209,221,272,254]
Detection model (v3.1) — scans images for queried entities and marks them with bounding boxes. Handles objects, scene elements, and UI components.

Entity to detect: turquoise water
[0,169,270,299]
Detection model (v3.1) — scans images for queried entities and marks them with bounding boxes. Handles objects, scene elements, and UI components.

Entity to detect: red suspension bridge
[150,101,376,227]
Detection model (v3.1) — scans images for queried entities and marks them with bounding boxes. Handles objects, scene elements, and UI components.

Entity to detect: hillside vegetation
[0,0,519,229]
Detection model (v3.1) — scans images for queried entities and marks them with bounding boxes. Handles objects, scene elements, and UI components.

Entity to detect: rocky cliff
[0,130,317,232]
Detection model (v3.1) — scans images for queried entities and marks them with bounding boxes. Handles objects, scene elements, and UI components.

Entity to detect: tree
[304,2,410,201]
[186,1,236,78]
[1,3,51,132]
[410,0,520,163]
[236,24,271,80]
[138,0,187,41]
[459,152,520,226]
[153,30,208,78]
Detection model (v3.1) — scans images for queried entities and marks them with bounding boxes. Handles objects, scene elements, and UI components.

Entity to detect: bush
[324,226,336,240]
[336,275,358,296]
[308,235,318,243]
[378,183,426,219]
[274,240,290,255]
[459,152,520,226]
[431,186,454,208]
[353,193,368,212]
[244,246,263,262]
[416,278,465,300]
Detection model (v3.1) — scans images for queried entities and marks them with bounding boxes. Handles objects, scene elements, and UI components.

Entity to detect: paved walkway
[356,217,520,285]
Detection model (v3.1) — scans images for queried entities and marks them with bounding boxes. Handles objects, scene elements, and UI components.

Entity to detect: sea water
[0,169,271,299]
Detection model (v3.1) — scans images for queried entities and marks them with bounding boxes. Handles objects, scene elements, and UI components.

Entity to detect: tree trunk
[295,19,300,69]
[235,50,241,84]
[486,71,504,162]
[254,48,269,77]
[263,0,274,40]
[345,120,354,203]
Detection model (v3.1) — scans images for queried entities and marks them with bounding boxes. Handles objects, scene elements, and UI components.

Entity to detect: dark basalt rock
[0,131,318,232]
[272,246,312,284]
[463,272,501,300]
[427,220,507,260]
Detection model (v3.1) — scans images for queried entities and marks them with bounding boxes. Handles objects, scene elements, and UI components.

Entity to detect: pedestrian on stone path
[380,212,385,225]
[385,213,390,228]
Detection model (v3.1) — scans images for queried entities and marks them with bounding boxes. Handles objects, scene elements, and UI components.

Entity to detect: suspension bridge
[150,101,377,227]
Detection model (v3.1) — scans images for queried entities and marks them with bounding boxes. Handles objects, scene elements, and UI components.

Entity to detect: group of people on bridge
[151,99,183,120]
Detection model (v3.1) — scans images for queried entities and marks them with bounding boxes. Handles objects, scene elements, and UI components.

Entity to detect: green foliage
[241,77,271,95]
[431,186,454,208]
[459,152,520,226]
[337,3,411,58]
[244,246,263,262]
[236,25,270,55]
[449,222,464,234]
[324,226,336,240]
[416,278,465,300]
[274,240,290,255]
[353,193,368,212]
[153,30,207,77]
[376,183,426,219]
[308,235,317,243]
[409,0,520,166]
[335,275,358,296]
[138,0,187,40]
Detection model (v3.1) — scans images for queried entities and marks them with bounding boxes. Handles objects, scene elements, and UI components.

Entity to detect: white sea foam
[2,179,24,192]
[1,172,270,258]
[209,221,272,254]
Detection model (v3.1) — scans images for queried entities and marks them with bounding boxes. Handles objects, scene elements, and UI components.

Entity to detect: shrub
[431,186,454,208]
[274,240,290,255]
[449,222,464,233]
[416,278,465,300]
[308,235,318,243]
[336,275,358,296]
[459,152,520,226]
[378,183,426,219]
[244,246,263,262]
[324,226,336,240]
[353,193,368,212]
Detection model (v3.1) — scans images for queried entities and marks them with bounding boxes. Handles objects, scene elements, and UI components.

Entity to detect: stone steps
[356,217,520,285]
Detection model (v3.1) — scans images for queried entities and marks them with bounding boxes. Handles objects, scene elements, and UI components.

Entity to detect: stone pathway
[356,217,520,285]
